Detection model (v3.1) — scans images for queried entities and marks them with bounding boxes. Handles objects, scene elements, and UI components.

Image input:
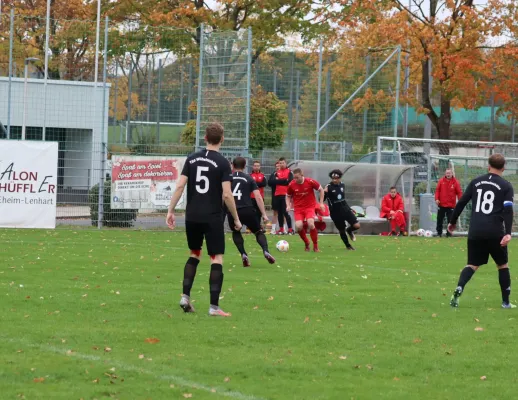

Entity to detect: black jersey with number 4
[181,149,232,222]
[231,171,258,209]
[450,173,514,239]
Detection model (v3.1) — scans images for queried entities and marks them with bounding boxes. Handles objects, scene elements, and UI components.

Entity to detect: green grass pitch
[1,229,518,400]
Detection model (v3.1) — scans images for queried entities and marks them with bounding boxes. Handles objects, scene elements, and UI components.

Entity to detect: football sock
[209,263,223,307]
[457,266,476,291]
[309,228,318,246]
[347,225,359,234]
[255,231,269,253]
[339,229,350,247]
[298,229,310,245]
[232,231,247,255]
[183,257,200,297]
[499,268,511,304]
[271,224,277,232]
[285,214,293,229]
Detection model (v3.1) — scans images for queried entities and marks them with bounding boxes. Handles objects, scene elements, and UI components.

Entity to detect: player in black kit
[229,157,276,267]
[324,169,361,251]
[448,154,515,309]
[166,123,242,317]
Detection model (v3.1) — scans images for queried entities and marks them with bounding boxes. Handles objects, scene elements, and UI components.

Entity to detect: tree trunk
[437,96,451,155]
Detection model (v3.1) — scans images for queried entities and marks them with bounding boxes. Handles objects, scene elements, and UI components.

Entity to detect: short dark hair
[253,160,260,165]
[205,122,224,145]
[232,157,246,170]
[489,153,506,170]
[278,157,286,162]
[390,186,397,191]
[329,169,343,179]
[292,168,302,175]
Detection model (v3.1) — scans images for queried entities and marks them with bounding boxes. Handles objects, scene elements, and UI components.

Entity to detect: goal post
[376,136,518,234]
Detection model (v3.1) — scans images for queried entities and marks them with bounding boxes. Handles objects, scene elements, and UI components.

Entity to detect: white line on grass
[4,338,267,400]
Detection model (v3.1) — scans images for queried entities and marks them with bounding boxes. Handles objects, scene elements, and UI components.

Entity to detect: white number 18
[475,189,494,215]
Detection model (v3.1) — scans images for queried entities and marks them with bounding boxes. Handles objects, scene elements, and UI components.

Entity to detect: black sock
[339,229,351,247]
[499,268,511,304]
[457,266,476,291]
[209,263,223,307]
[232,231,247,256]
[347,225,358,234]
[255,231,269,253]
[183,257,200,297]
[285,213,292,229]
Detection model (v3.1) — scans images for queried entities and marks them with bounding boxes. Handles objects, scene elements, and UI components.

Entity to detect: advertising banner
[0,141,58,229]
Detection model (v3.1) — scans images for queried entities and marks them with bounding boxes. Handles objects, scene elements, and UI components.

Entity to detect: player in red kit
[286,168,326,252]
[250,161,266,227]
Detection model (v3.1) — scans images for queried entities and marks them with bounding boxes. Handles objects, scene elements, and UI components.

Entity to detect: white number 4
[232,182,242,200]
[475,189,494,214]
[195,166,209,194]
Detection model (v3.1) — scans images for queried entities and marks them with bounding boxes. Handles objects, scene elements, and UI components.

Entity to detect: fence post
[195,23,205,152]
[97,17,109,230]
[512,117,516,143]
[362,55,371,145]
[7,9,14,139]
[126,57,134,144]
[146,59,152,123]
[315,39,323,161]
[244,27,252,155]
[295,70,300,142]
[156,59,162,143]
[287,53,294,146]
[43,0,51,141]
[113,62,119,143]
[179,66,184,123]
[393,46,402,139]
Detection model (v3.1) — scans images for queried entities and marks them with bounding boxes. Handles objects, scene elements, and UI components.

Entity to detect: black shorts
[185,220,225,256]
[331,205,358,231]
[467,238,508,267]
[271,195,282,211]
[227,207,262,234]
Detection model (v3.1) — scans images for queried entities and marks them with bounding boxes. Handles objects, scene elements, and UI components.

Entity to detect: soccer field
[2,230,517,400]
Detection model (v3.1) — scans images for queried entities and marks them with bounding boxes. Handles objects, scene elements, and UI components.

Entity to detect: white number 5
[475,189,494,214]
[196,166,209,194]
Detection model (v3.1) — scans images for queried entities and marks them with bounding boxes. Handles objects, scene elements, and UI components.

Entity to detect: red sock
[310,228,318,246]
[298,229,310,245]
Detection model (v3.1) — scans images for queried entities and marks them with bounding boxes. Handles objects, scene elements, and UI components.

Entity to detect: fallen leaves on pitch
[474,327,484,332]
[339,355,347,360]
[480,376,487,381]
[268,296,274,301]
[393,377,400,381]
[138,354,145,359]
[304,316,310,323]
[182,394,192,398]
[224,376,231,382]
[145,338,160,344]
[33,377,45,383]
[104,347,112,352]
[413,338,422,344]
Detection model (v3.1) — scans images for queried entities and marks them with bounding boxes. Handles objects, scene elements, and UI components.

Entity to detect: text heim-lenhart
[0,196,54,205]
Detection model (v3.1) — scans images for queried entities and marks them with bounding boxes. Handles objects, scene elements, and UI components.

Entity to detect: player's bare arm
[286,195,292,212]
[253,189,269,221]
[318,186,325,211]
[501,190,514,246]
[223,181,242,230]
[166,174,187,229]
[448,182,473,233]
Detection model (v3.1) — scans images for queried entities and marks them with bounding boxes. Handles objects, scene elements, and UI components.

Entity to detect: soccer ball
[424,230,433,238]
[276,240,289,252]
[416,229,425,237]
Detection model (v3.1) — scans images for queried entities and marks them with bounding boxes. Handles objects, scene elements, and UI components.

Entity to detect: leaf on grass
[104,347,112,352]
[268,296,274,301]
[474,327,484,332]
[66,350,75,356]
[304,316,310,323]
[224,377,231,382]
[375,320,382,324]
[474,318,480,322]
[170,384,175,388]
[211,388,216,393]
[183,394,192,399]
[92,346,99,351]
[393,377,400,381]
[253,306,259,310]
[413,338,422,344]
[33,377,45,383]
[354,365,361,369]
[480,376,487,381]
[339,356,347,360]
[432,314,437,318]
[145,338,160,344]
[139,354,145,359]
[367,364,373,370]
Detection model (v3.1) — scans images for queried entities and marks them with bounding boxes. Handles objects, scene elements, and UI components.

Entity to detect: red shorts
[294,207,316,222]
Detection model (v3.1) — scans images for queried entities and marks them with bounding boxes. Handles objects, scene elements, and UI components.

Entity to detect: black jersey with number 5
[231,171,258,209]
[450,173,514,239]
[181,149,232,222]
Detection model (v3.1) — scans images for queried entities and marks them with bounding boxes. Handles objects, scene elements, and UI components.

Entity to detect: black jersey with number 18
[181,149,232,222]
[450,173,514,239]
[231,171,258,209]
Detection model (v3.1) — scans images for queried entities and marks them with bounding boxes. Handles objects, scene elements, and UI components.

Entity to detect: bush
[89,183,138,227]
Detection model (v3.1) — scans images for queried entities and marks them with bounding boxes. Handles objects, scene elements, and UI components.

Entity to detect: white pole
[22,62,29,140]
[94,0,101,84]
[43,0,51,140]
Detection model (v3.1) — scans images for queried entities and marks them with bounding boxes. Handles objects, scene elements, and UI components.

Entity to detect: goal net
[378,137,518,234]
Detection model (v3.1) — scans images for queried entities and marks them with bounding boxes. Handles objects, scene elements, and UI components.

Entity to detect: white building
[0,77,110,203]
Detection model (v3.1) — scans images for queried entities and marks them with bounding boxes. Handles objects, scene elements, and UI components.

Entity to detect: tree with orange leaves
[326,0,518,145]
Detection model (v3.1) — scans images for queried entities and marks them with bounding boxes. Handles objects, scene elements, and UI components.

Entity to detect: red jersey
[287,177,321,210]
[274,168,293,196]
[250,171,266,199]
